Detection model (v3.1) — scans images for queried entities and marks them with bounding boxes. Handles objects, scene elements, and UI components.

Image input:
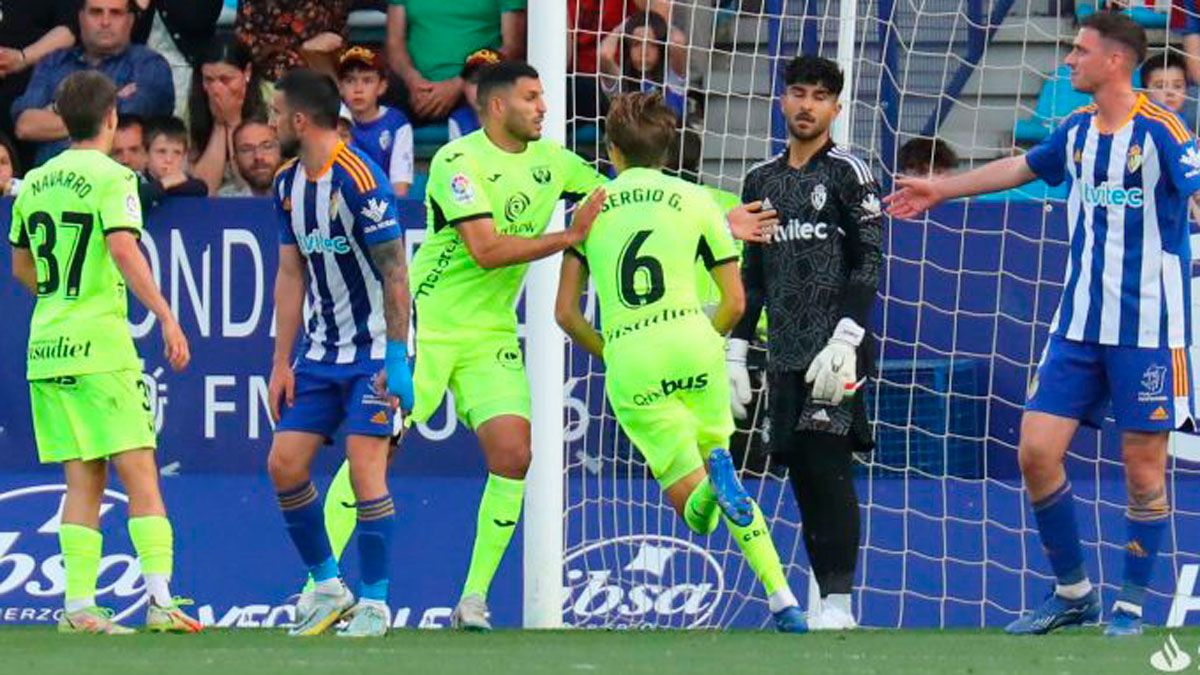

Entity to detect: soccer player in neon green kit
[555,91,807,632]
[7,71,201,634]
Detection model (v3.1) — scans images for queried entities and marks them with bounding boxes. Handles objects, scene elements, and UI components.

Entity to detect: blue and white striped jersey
[273,142,402,364]
[1027,95,1200,348]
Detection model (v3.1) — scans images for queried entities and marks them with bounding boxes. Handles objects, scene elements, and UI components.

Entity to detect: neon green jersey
[411,130,606,338]
[573,168,739,347]
[8,149,144,380]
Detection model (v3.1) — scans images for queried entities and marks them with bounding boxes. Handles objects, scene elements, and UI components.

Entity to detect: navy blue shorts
[275,358,396,441]
[1026,335,1197,432]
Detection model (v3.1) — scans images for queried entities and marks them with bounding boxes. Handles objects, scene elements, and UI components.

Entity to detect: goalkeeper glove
[805,318,864,406]
[385,340,415,411]
[726,338,752,419]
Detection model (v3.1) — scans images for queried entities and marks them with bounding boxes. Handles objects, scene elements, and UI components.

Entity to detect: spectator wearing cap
[189,36,271,195]
[235,0,354,81]
[0,1,77,170]
[221,119,282,197]
[338,45,414,196]
[447,48,500,140]
[12,0,175,167]
[385,0,526,123]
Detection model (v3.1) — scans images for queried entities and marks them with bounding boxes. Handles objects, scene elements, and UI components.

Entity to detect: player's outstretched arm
[107,231,189,372]
[458,188,607,270]
[708,261,746,336]
[554,252,604,358]
[368,236,415,410]
[10,248,36,294]
[884,154,1035,219]
[269,243,305,422]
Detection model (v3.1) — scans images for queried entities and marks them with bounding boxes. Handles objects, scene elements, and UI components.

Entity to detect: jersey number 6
[618,229,666,308]
[28,210,95,298]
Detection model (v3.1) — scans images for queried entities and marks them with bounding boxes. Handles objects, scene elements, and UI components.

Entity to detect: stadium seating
[1013,64,1094,145]
[1075,1,1170,28]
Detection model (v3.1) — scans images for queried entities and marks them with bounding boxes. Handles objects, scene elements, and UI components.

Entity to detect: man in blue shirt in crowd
[13,0,174,167]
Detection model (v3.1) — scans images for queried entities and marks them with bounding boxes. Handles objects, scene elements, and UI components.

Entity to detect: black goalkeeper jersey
[732,141,884,374]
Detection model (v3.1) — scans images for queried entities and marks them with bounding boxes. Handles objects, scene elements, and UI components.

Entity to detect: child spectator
[337,45,413,196]
[1142,50,1190,119]
[448,48,501,139]
[143,116,208,196]
[897,137,959,178]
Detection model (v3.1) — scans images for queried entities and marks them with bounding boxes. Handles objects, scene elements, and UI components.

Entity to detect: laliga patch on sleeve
[450,173,475,204]
[125,193,142,224]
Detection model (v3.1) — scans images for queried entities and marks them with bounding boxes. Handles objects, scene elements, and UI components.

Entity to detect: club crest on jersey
[1073,148,1083,165]
[379,129,392,151]
[1127,143,1143,173]
[361,198,389,223]
[328,191,343,220]
[811,184,827,211]
[532,166,552,185]
[450,173,474,204]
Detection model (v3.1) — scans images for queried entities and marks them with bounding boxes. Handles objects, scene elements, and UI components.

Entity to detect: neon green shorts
[29,369,156,464]
[605,330,734,489]
[410,332,531,430]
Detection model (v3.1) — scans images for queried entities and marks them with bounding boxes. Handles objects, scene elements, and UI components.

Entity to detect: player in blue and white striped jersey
[265,69,415,638]
[886,13,1199,637]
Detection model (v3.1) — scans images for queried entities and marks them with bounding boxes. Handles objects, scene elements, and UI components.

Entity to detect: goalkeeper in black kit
[727,55,883,630]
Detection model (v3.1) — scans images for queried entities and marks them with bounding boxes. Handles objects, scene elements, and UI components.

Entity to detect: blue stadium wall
[1,197,1199,629]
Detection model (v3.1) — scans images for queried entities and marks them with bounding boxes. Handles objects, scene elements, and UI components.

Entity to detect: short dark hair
[144,116,189,149]
[275,68,341,130]
[782,55,844,96]
[1082,11,1148,67]
[606,91,677,168]
[232,117,272,145]
[117,113,144,132]
[897,137,959,175]
[54,71,117,142]
[1141,49,1189,87]
[476,61,540,110]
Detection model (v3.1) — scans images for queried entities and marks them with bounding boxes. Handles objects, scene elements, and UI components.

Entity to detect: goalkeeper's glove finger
[726,338,752,419]
[731,395,748,420]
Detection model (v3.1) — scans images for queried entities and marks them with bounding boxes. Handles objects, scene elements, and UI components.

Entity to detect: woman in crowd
[188,38,271,195]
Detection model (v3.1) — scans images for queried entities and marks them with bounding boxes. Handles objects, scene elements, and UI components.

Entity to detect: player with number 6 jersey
[555,91,808,633]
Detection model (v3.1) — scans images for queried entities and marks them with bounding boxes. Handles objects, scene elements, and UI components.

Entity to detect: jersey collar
[305,141,345,182]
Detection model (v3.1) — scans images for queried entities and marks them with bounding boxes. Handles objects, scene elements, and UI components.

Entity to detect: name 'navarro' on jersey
[1026,96,1200,349]
[273,143,403,364]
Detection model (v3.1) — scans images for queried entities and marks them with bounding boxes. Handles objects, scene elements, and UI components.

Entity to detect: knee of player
[489,445,531,479]
[266,450,307,488]
[1016,442,1059,477]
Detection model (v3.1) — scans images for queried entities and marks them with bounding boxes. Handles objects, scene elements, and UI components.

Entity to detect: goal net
[559,0,1200,629]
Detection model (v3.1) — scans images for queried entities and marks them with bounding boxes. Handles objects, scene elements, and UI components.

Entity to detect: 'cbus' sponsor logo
[1080,181,1144,208]
[0,485,147,624]
[633,373,709,406]
[563,535,724,628]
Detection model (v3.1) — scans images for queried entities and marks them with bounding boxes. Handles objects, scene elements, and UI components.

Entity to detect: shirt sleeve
[273,172,297,245]
[1025,116,1073,186]
[833,159,884,328]
[1157,124,1200,197]
[696,192,738,269]
[99,169,145,236]
[116,49,175,118]
[500,0,527,12]
[10,57,58,121]
[389,123,415,186]
[427,149,493,225]
[343,162,403,247]
[558,146,606,201]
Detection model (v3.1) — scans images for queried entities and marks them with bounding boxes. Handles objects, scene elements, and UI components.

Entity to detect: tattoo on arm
[369,237,412,343]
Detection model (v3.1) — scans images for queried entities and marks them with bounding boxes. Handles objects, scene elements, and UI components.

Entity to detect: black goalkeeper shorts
[767,370,874,456]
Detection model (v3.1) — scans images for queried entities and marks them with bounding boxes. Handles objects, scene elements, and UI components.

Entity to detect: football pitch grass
[4,627,1199,674]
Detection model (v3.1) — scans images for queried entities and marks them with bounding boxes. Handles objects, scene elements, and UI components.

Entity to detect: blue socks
[356,495,396,602]
[278,482,339,583]
[1032,481,1087,586]
[1117,496,1170,610]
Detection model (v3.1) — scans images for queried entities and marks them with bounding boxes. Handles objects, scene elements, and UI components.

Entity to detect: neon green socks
[128,515,175,606]
[59,524,102,612]
[462,474,525,599]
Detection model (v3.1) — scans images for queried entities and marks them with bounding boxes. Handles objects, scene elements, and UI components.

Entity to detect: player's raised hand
[268,360,295,424]
[727,201,779,243]
[566,188,607,245]
[884,177,943,219]
[161,317,190,372]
